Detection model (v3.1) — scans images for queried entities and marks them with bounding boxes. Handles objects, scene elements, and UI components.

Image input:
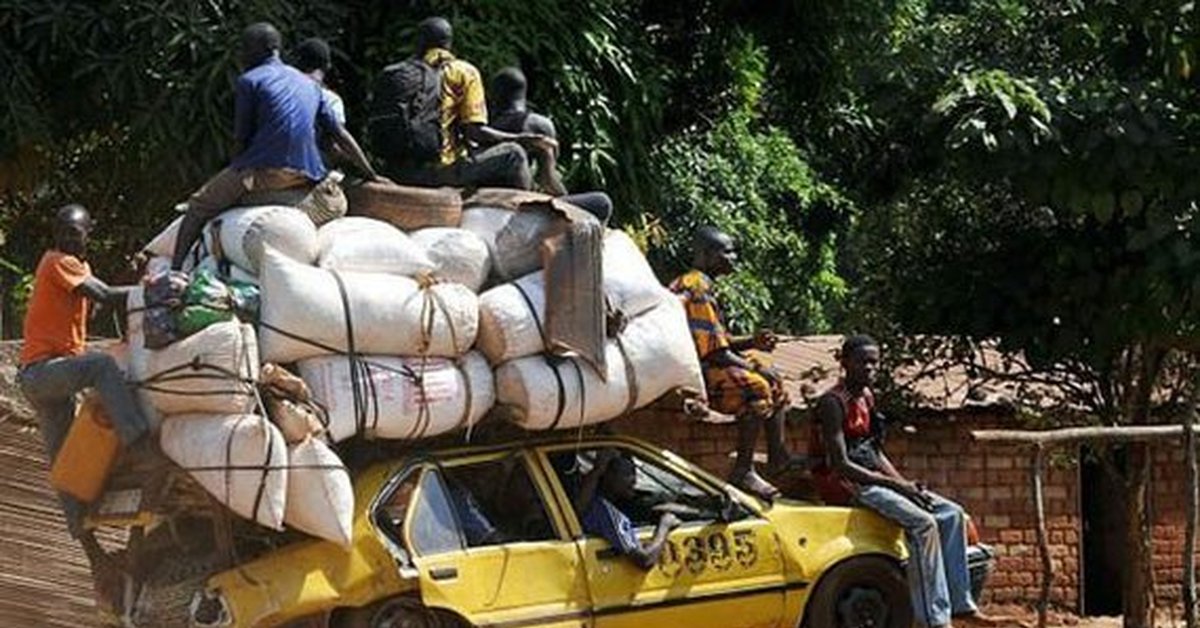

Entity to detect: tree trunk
[1123,442,1155,628]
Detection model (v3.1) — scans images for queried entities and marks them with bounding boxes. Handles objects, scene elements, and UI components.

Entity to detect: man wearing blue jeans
[812,335,1004,628]
[19,204,152,611]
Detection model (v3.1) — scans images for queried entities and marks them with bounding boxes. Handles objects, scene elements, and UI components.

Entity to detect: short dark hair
[492,67,527,102]
[242,22,282,53]
[693,225,730,253]
[841,334,879,358]
[293,37,331,73]
[417,17,452,50]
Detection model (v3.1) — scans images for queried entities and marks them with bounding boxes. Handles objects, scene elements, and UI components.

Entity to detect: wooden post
[1031,444,1051,628]
[1186,389,1199,628]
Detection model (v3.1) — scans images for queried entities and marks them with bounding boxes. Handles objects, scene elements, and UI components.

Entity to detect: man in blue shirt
[171,22,378,269]
[574,449,680,569]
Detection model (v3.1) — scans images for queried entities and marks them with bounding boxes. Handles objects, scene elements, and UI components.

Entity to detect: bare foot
[731,469,781,502]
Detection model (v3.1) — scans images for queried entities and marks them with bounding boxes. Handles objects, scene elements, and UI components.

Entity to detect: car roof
[356,432,680,476]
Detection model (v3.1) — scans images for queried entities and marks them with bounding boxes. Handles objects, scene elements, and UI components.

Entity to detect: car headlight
[190,588,232,627]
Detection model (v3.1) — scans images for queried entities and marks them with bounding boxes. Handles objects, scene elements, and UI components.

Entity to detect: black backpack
[368,58,443,167]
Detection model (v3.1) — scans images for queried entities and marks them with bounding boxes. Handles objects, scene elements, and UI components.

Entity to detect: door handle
[596,548,620,561]
[429,566,458,581]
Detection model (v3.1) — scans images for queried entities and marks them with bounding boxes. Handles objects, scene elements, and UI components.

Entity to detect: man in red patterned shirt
[813,335,1003,627]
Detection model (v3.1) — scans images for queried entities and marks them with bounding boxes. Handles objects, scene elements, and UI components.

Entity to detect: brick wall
[611,407,1083,609]
[1151,446,1198,606]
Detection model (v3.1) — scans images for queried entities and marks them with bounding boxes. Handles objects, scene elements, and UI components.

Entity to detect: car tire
[802,555,912,628]
[333,596,470,628]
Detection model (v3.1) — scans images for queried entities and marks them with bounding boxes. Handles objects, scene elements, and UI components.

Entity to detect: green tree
[836,2,1200,624]
[640,34,850,334]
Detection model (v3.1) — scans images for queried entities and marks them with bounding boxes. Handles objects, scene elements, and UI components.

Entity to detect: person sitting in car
[574,449,680,569]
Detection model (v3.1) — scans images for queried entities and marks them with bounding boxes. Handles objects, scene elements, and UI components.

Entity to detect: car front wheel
[333,596,468,628]
[802,555,912,628]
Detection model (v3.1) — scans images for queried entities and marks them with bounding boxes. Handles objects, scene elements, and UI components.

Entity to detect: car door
[538,443,789,628]
[396,452,592,628]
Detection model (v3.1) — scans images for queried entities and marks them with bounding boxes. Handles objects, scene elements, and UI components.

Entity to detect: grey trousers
[18,352,149,537]
[391,142,533,190]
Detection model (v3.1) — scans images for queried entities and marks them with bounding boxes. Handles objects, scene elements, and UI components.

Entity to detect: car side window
[374,467,421,561]
[550,447,728,531]
[408,469,466,556]
[443,457,558,547]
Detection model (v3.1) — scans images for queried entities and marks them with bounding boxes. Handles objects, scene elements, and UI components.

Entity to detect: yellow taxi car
[190,434,921,628]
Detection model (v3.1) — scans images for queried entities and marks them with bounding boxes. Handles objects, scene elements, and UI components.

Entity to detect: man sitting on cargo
[669,226,795,502]
[812,335,1007,628]
[170,22,378,270]
[369,17,557,190]
[293,37,346,126]
[490,66,615,224]
[18,204,152,606]
[574,449,680,569]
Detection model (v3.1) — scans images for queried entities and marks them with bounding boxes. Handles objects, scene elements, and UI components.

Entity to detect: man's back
[424,48,487,166]
[231,57,333,182]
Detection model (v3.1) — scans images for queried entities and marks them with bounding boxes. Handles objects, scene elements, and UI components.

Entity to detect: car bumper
[967,543,994,602]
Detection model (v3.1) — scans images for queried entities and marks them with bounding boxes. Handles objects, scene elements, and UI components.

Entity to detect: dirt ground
[985,604,1187,627]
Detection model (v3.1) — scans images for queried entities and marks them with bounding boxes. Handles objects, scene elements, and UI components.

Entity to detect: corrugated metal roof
[0,418,106,627]
[773,335,1058,412]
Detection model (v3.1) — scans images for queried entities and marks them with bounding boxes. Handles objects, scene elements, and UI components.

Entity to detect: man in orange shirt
[17,205,150,583]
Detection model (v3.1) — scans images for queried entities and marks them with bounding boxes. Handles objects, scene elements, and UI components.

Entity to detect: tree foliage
[642,34,850,334]
[827,3,1199,623]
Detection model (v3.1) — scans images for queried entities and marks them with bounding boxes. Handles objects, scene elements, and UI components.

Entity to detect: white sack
[285,436,353,547]
[410,228,491,292]
[203,205,318,274]
[160,413,287,530]
[497,298,704,430]
[477,230,671,364]
[143,255,172,278]
[459,206,560,281]
[122,288,163,431]
[601,230,669,317]
[142,216,182,258]
[298,352,494,442]
[317,216,434,276]
[259,249,479,364]
[130,321,259,417]
[142,218,202,272]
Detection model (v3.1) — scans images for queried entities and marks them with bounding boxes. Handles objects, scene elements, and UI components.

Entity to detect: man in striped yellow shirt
[377,17,558,189]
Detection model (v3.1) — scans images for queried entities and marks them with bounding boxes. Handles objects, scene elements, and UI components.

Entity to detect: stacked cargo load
[113,180,704,548]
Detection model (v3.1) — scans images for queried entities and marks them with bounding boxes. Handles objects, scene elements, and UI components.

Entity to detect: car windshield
[549,447,728,529]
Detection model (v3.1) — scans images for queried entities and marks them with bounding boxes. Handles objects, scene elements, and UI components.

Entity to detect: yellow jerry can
[49,392,120,503]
